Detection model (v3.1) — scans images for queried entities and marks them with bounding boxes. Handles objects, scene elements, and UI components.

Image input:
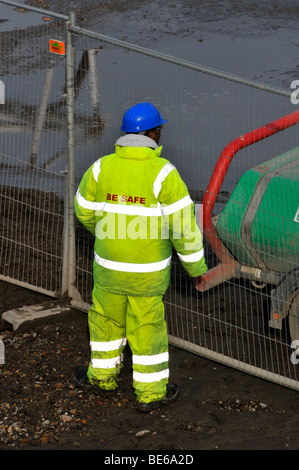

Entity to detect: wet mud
[1,280,299,452]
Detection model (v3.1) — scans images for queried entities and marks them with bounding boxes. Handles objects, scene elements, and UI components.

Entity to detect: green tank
[216,147,299,275]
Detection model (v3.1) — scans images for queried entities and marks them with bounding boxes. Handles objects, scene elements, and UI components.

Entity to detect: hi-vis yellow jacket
[74,134,207,296]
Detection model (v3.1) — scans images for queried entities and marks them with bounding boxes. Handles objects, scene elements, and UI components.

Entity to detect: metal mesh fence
[0,1,298,391]
[69,26,299,390]
[0,2,69,295]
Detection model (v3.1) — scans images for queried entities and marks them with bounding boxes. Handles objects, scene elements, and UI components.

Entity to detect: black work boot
[136,383,179,412]
[72,366,115,396]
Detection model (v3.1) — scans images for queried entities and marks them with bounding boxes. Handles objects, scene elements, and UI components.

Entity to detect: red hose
[195,109,299,291]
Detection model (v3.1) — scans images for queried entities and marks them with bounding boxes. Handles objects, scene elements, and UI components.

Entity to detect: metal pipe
[64,12,84,302]
[67,24,291,99]
[0,275,58,297]
[0,0,69,20]
[62,12,76,298]
[238,265,283,286]
[168,335,299,392]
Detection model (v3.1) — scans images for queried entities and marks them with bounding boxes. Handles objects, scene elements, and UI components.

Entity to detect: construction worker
[72,102,207,412]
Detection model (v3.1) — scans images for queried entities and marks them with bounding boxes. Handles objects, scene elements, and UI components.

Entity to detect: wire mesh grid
[0,4,68,294]
[70,30,299,389]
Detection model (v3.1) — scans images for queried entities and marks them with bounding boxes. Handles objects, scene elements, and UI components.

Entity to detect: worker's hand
[192,276,202,288]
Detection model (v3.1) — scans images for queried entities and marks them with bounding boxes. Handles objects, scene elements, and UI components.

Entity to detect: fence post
[62,11,81,300]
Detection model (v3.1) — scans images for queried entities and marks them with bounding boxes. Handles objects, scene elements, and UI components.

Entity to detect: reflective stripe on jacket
[74,134,207,296]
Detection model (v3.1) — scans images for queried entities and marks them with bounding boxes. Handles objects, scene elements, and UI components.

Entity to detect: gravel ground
[1,279,299,455]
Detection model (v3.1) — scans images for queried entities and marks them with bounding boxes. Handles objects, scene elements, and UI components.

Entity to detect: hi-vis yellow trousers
[87,284,169,403]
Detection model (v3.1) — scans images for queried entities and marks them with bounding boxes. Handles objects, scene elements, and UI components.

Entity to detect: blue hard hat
[121,102,168,133]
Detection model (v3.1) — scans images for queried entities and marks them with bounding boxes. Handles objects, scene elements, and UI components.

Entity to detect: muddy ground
[1,279,299,454]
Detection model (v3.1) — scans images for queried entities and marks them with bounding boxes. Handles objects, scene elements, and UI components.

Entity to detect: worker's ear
[148,128,160,144]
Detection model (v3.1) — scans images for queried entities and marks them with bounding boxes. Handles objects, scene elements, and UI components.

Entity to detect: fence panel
[0,2,69,295]
[68,25,299,390]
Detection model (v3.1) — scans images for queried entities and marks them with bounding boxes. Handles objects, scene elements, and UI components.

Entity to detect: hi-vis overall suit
[74,103,207,405]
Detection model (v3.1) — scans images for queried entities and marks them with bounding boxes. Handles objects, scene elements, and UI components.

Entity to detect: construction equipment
[194,110,299,342]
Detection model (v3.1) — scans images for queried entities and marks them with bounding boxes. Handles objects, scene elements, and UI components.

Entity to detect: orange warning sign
[49,39,65,55]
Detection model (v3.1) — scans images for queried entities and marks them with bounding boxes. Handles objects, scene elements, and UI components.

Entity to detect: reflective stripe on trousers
[87,286,169,402]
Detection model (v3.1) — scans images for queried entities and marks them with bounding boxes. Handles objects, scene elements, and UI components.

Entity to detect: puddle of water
[1,44,298,199]
[0,3,45,32]
[1,2,299,200]
[70,45,298,195]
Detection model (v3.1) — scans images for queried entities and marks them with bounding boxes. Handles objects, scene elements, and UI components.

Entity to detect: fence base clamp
[1,304,71,331]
